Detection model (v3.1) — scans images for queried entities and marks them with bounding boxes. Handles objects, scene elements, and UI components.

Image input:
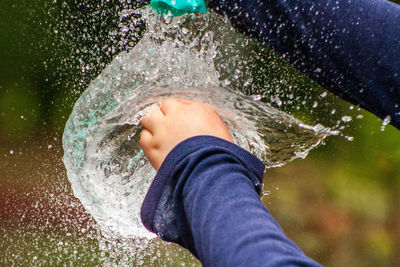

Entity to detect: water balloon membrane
[63,8,336,240]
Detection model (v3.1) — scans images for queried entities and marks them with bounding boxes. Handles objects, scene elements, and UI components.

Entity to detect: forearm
[141,136,320,266]
[182,152,320,266]
[209,0,400,128]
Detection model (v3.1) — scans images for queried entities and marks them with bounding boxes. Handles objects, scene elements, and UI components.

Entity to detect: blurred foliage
[1,0,399,266]
[0,0,148,138]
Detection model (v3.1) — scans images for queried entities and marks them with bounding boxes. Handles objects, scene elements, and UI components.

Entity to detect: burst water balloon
[63,7,336,240]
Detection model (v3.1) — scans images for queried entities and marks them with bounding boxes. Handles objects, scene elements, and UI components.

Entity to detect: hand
[140,98,233,170]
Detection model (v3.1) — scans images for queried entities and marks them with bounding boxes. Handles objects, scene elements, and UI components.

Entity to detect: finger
[175,98,193,105]
[141,106,165,133]
[139,129,153,150]
[160,98,192,115]
[160,98,176,115]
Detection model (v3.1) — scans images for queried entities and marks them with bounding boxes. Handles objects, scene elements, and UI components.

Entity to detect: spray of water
[63,6,337,247]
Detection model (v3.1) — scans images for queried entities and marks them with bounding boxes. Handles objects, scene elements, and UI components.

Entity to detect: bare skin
[140,98,233,170]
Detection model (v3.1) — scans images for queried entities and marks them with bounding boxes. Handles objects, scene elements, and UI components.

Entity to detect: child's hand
[140,98,233,170]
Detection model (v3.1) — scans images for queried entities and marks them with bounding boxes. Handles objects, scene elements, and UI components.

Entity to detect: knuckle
[161,98,173,106]
[139,131,150,147]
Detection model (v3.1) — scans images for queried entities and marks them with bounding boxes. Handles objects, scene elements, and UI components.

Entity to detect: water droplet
[341,116,352,122]
[381,115,391,131]
[157,232,166,240]
[251,94,262,101]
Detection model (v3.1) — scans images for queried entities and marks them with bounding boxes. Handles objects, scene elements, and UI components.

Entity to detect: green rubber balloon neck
[150,0,207,17]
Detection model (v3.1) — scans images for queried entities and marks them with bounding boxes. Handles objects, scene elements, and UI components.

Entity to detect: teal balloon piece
[150,0,207,17]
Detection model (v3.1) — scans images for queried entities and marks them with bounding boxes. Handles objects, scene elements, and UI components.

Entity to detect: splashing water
[63,7,336,244]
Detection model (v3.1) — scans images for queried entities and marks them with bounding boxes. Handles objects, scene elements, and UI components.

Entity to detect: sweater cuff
[140,135,265,241]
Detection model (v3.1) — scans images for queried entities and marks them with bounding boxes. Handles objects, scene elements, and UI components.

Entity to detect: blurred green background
[1,0,399,266]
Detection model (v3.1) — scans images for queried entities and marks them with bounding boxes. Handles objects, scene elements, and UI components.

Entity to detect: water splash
[63,7,337,245]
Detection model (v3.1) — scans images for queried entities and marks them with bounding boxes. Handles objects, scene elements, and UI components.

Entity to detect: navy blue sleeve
[141,136,321,266]
[208,0,400,129]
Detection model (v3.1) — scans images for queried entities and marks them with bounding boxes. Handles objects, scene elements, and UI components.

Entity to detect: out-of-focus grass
[0,223,200,267]
[0,224,102,266]
[263,109,400,267]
